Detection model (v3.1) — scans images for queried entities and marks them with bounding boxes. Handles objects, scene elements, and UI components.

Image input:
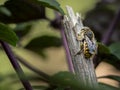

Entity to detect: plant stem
[54,12,74,72]
[102,8,120,45]
[54,11,74,72]
[60,27,74,73]
[16,55,50,81]
[0,41,33,90]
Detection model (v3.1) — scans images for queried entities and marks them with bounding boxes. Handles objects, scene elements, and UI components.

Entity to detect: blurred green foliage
[0,23,18,46]
[0,0,120,90]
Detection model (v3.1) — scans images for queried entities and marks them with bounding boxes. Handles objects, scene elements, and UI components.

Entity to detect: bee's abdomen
[84,42,92,59]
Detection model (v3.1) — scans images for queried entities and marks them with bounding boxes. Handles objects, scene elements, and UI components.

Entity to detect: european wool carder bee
[76,27,97,59]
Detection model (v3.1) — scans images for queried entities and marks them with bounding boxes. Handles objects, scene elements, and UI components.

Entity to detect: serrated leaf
[0,23,18,46]
[29,0,65,15]
[109,42,120,59]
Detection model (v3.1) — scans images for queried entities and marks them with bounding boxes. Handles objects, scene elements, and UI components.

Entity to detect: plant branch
[54,12,74,73]
[15,55,50,81]
[0,41,33,90]
[102,8,120,45]
[63,6,98,88]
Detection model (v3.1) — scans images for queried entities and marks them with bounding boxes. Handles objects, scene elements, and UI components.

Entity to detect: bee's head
[81,27,94,40]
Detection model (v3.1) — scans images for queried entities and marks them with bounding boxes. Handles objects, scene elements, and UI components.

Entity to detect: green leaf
[25,35,62,49]
[99,83,119,90]
[30,0,65,15]
[98,42,110,55]
[0,0,46,23]
[14,23,32,38]
[25,35,62,58]
[0,23,18,46]
[98,75,120,83]
[0,6,11,16]
[97,43,120,64]
[54,87,65,90]
[103,54,120,70]
[49,71,93,90]
[32,86,48,90]
[97,42,120,70]
[0,0,64,23]
[109,42,120,59]
[49,71,80,89]
[19,85,48,90]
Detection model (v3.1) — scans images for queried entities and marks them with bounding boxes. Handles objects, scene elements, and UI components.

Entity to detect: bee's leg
[74,43,83,56]
[75,49,83,56]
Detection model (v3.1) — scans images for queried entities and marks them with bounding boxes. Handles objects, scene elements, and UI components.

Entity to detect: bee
[76,27,97,59]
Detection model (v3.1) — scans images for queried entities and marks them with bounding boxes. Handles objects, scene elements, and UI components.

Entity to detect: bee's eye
[86,31,93,39]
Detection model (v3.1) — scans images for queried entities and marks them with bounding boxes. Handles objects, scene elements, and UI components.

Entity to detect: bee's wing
[85,35,96,54]
[92,37,98,53]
